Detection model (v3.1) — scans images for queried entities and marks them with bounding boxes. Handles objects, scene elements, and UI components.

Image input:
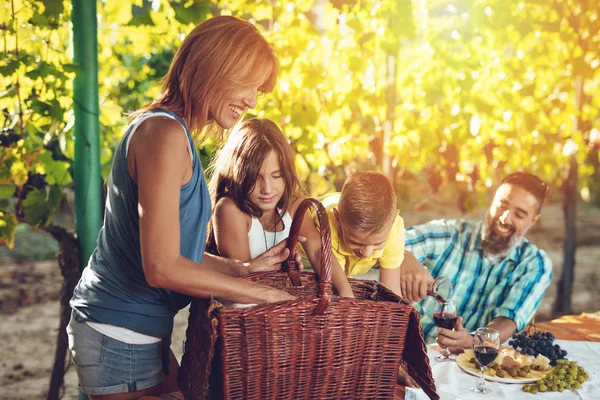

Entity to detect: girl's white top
[247,210,293,259]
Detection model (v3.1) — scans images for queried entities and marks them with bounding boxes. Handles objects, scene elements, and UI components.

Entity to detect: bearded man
[399,172,552,352]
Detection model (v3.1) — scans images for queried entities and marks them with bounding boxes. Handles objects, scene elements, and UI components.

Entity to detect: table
[420,313,600,400]
[146,313,600,400]
[535,312,600,342]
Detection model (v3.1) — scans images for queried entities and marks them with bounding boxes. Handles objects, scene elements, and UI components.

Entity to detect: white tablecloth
[422,340,600,400]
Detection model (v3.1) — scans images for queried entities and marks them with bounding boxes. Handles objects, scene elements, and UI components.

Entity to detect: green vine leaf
[35,151,72,186]
[173,1,212,25]
[22,186,63,229]
[0,211,18,249]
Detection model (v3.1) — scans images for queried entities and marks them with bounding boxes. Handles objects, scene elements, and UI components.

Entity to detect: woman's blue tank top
[70,110,211,341]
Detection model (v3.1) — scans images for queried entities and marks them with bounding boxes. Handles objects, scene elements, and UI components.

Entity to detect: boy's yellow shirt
[315,193,405,276]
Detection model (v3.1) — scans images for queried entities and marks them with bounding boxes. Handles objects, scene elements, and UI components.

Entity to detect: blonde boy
[317,171,404,295]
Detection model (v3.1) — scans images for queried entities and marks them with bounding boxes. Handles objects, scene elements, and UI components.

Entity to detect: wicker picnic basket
[179,198,438,400]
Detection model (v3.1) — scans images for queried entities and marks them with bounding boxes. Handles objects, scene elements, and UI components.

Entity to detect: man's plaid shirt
[405,219,552,344]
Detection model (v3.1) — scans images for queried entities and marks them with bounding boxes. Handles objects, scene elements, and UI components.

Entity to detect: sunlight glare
[470,115,482,136]
[280,79,290,93]
[581,187,591,202]
[562,139,578,157]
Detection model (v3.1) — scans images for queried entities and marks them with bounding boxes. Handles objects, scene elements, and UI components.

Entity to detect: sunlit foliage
[0,0,598,247]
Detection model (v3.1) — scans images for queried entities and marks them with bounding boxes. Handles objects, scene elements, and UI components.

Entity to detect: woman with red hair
[68,16,296,399]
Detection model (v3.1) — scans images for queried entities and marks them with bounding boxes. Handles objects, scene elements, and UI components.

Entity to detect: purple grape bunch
[509,330,567,366]
[0,128,21,147]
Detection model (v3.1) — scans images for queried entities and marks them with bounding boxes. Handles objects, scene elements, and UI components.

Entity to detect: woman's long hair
[134,16,279,140]
[206,119,303,255]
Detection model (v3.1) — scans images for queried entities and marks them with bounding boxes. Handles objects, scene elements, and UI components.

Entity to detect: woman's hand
[245,237,305,274]
[261,287,297,303]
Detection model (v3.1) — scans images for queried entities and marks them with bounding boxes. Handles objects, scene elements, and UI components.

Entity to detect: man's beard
[481,215,524,258]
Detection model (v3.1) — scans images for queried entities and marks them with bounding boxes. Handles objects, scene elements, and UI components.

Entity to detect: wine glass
[471,327,500,394]
[432,299,457,361]
[428,276,453,302]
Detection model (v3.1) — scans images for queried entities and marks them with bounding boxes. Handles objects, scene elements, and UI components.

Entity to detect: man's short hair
[338,171,397,232]
[501,172,549,213]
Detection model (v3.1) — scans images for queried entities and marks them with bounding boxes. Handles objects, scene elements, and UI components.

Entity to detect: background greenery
[0,0,599,250]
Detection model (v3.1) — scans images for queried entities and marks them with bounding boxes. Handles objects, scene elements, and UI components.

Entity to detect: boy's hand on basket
[246,237,306,274]
[397,364,419,388]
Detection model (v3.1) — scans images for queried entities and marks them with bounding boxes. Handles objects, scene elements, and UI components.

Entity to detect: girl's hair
[134,16,279,139]
[206,119,303,254]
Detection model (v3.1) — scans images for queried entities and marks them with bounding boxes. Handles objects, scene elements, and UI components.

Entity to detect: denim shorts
[67,316,165,395]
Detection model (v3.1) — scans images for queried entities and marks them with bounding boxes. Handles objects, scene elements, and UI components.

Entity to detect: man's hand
[246,237,306,274]
[436,316,473,354]
[400,250,435,302]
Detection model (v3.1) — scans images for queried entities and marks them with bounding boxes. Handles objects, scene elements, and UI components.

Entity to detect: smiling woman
[66,16,302,400]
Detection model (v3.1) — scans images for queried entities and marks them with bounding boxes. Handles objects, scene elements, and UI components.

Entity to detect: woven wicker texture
[179,198,438,400]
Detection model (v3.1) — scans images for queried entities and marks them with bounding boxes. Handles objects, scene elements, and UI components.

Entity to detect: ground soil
[0,202,598,399]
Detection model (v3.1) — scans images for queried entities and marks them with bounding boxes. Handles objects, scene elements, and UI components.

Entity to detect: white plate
[456,350,551,384]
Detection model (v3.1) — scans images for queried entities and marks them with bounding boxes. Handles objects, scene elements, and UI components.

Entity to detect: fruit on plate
[466,347,551,379]
[522,359,589,394]
[509,324,567,366]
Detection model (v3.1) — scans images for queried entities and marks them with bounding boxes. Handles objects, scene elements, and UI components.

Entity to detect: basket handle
[284,198,332,315]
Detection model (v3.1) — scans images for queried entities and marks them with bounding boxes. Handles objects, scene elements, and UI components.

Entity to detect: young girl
[207,118,354,297]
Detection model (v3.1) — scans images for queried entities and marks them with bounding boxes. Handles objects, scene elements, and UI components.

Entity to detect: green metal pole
[72,1,102,399]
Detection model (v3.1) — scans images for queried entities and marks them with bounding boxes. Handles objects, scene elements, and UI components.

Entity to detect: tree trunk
[554,156,578,315]
[553,75,584,315]
[382,52,396,183]
[46,225,81,400]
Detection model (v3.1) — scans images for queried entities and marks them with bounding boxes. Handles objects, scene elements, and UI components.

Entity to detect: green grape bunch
[522,360,589,394]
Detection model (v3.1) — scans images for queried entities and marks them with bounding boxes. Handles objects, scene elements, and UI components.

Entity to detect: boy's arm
[298,207,355,298]
[378,215,405,297]
[380,267,401,296]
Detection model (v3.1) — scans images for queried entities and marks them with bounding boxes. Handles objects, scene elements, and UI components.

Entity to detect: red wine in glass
[474,345,499,367]
[470,327,500,395]
[433,312,458,330]
[432,300,457,361]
